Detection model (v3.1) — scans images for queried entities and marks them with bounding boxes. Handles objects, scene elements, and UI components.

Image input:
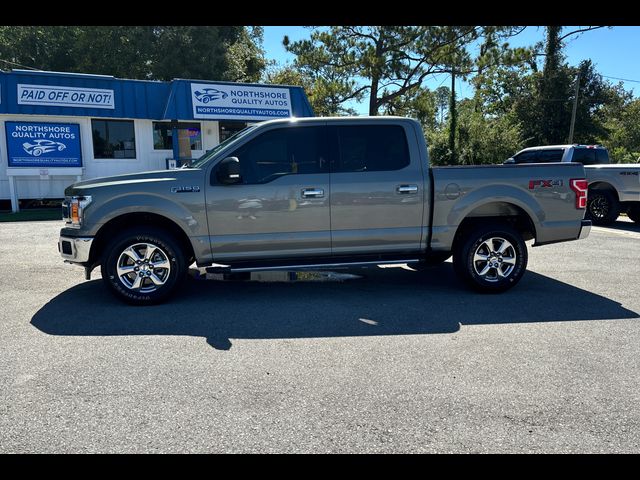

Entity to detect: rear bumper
[58,236,93,263]
[578,219,591,240]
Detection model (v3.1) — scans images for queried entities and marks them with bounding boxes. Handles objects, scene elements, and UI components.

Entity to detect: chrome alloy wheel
[472,237,517,283]
[116,242,171,292]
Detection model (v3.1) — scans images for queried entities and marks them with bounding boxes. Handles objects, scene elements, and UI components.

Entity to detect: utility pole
[449,67,457,164]
[568,72,581,144]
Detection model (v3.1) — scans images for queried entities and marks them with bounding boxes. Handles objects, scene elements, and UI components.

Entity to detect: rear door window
[513,151,539,163]
[514,149,564,163]
[334,125,410,172]
[537,149,564,162]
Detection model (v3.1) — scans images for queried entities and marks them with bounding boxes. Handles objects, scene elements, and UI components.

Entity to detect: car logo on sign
[194,88,228,104]
[22,139,66,157]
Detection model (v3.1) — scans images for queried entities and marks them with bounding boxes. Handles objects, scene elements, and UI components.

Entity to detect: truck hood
[64,168,202,195]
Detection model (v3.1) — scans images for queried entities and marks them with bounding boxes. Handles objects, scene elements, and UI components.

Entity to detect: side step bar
[205,258,422,274]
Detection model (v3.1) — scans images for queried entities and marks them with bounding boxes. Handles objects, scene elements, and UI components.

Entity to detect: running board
[205,258,422,274]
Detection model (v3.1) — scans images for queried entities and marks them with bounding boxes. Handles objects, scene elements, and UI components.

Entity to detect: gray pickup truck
[59,117,591,305]
[506,144,640,225]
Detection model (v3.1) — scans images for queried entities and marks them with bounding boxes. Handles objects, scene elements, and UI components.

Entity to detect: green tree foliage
[601,96,640,163]
[0,26,266,82]
[285,26,487,116]
[428,102,523,166]
[265,64,356,116]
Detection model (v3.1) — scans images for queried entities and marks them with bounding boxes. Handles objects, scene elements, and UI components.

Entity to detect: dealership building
[0,69,314,211]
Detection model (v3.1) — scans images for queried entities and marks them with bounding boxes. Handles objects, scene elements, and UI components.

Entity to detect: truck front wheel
[101,227,187,305]
[453,224,528,293]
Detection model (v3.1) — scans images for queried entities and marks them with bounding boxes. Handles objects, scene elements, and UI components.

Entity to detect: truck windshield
[187,125,258,169]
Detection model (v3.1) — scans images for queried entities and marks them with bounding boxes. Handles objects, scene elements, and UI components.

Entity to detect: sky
[263,26,640,115]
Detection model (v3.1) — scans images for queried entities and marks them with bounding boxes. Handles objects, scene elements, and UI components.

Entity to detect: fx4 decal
[529,179,563,189]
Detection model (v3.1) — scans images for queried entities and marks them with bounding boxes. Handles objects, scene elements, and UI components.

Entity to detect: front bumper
[578,219,592,240]
[58,236,94,263]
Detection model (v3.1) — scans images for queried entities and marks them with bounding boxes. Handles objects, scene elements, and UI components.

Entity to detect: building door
[175,123,204,165]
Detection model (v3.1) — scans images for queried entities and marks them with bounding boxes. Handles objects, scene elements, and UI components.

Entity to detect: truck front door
[205,125,331,262]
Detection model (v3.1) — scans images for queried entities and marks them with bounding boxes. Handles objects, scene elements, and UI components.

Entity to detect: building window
[219,121,248,143]
[153,122,202,151]
[92,119,136,159]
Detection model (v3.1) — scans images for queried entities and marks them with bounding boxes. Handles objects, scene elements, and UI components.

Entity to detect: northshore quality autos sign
[5,121,82,167]
[191,83,292,121]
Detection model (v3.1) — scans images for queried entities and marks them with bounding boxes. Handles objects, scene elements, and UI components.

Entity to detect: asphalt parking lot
[0,219,639,453]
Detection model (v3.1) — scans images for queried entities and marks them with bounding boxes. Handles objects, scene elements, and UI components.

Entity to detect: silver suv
[505,145,610,165]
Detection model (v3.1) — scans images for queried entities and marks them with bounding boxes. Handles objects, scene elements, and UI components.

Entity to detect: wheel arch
[88,212,195,268]
[452,202,537,252]
[588,181,619,200]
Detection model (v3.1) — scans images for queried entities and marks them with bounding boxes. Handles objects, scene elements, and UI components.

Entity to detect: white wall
[0,115,220,201]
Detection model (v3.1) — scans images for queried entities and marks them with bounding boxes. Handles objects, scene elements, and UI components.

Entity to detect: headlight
[63,195,92,228]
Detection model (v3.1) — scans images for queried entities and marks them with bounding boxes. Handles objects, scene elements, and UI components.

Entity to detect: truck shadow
[603,219,640,233]
[31,264,638,350]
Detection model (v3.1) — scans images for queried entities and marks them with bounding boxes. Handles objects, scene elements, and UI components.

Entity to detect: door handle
[302,188,324,198]
[396,185,418,194]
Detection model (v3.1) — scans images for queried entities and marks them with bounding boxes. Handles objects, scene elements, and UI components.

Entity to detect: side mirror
[215,157,242,185]
[504,158,515,165]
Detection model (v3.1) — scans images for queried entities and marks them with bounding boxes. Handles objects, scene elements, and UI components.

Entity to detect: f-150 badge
[171,186,201,193]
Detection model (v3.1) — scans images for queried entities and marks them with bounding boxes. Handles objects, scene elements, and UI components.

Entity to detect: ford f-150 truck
[505,144,640,225]
[59,117,591,305]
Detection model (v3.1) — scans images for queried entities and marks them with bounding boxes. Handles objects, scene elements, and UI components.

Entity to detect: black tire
[453,223,528,293]
[412,252,452,270]
[627,205,640,224]
[100,227,187,305]
[586,190,620,226]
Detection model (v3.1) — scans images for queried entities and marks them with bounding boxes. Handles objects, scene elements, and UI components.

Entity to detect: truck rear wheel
[101,227,187,305]
[586,190,620,225]
[453,223,528,293]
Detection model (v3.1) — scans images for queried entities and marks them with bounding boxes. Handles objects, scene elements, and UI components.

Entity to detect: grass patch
[0,208,62,222]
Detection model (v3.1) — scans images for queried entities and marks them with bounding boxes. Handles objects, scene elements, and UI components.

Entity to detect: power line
[0,58,39,70]
[601,74,640,84]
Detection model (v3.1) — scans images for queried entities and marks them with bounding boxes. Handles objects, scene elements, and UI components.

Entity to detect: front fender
[83,192,206,238]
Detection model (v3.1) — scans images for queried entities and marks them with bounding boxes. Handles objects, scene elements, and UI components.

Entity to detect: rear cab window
[571,147,610,165]
[596,149,610,164]
[571,148,596,165]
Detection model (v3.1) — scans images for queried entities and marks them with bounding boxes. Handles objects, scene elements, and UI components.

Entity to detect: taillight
[570,178,588,209]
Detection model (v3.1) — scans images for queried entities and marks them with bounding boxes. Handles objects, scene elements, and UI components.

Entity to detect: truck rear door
[328,122,425,255]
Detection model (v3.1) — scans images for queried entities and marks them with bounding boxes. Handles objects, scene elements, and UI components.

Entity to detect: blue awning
[0,70,314,120]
